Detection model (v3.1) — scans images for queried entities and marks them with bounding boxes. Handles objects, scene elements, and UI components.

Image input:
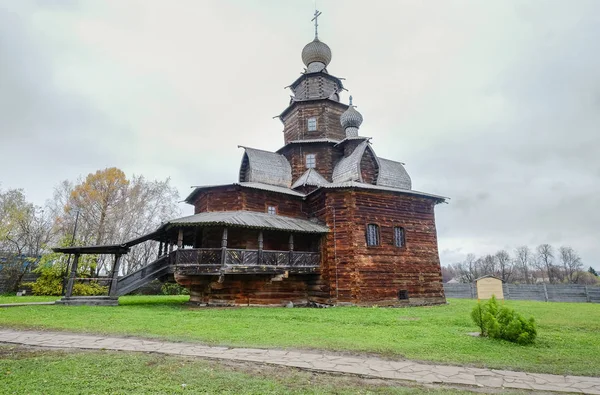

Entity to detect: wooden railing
[172,248,320,274]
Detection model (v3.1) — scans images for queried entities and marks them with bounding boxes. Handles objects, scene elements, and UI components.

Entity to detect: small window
[267,206,277,215]
[394,227,405,248]
[305,154,316,169]
[307,117,317,131]
[398,290,409,300]
[366,224,380,246]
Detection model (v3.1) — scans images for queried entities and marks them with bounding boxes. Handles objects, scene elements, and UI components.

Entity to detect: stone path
[1,329,599,394]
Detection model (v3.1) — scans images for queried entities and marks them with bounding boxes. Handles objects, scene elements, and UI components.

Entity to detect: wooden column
[65,253,80,298]
[168,240,173,254]
[220,228,228,266]
[288,234,294,265]
[177,229,184,249]
[108,254,122,297]
[158,241,163,258]
[257,230,263,265]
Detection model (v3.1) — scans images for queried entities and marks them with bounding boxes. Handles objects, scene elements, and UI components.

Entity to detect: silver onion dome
[301,38,332,68]
[340,96,363,133]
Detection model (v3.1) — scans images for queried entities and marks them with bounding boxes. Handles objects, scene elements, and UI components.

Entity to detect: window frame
[393,226,406,248]
[307,117,317,131]
[366,224,380,247]
[305,153,316,169]
[266,205,277,215]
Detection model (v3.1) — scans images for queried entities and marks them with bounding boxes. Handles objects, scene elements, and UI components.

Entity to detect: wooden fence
[444,283,600,303]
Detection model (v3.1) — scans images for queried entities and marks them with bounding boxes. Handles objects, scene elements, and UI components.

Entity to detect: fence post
[543,283,549,302]
[585,286,591,303]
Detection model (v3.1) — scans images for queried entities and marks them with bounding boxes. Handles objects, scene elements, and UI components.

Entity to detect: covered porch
[158,211,327,277]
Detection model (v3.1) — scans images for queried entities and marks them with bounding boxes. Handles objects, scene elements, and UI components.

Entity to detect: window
[366,224,380,246]
[394,226,406,248]
[267,206,277,215]
[307,117,317,131]
[398,290,409,300]
[305,154,316,169]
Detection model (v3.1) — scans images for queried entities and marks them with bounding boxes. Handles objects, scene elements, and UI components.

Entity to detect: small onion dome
[302,38,332,68]
[340,96,363,131]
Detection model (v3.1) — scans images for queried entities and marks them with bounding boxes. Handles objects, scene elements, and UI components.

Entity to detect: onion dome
[340,96,363,137]
[302,38,332,69]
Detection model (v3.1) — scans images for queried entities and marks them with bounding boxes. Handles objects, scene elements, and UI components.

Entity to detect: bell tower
[279,10,348,144]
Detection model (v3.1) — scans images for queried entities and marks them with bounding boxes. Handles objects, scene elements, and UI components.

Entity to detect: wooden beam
[108,254,122,297]
[65,253,80,298]
[257,231,263,265]
[221,228,228,266]
[288,233,294,266]
[177,229,183,249]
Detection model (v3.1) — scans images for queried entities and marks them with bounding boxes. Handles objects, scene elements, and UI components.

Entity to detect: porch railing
[172,248,320,268]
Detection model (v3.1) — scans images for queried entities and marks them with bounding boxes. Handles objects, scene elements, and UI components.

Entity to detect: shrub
[471,296,537,345]
[160,282,189,295]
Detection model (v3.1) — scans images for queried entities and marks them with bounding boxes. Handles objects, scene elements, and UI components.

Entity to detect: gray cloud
[0,0,598,269]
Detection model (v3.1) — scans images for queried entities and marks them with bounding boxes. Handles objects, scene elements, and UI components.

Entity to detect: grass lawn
[0,295,57,304]
[0,345,487,394]
[0,296,598,376]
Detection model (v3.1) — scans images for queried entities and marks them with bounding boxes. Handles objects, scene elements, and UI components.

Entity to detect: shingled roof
[377,158,412,190]
[291,169,330,189]
[239,147,292,188]
[165,211,329,233]
[332,141,378,183]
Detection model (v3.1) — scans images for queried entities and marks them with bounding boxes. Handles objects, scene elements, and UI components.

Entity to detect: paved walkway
[1,329,599,394]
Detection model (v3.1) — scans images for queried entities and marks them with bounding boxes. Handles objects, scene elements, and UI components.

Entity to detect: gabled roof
[377,158,412,190]
[239,147,292,188]
[332,141,378,183]
[166,211,329,234]
[291,169,330,189]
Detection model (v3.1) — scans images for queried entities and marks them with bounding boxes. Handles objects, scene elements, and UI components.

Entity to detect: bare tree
[495,249,514,282]
[536,244,557,284]
[514,246,534,284]
[480,254,497,277]
[559,246,583,284]
[454,254,479,283]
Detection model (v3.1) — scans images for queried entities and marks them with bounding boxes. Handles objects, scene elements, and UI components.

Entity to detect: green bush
[25,251,106,296]
[471,296,537,345]
[160,282,189,295]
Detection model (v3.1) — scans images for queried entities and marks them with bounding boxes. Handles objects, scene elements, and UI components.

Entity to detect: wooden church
[55,12,447,307]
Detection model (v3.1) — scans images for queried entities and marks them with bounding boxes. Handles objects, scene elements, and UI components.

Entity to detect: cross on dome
[311,9,322,39]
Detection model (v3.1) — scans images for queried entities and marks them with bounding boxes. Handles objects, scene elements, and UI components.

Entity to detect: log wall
[281,102,347,144]
[280,143,343,183]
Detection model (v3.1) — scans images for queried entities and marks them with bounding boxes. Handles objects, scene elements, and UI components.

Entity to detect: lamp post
[61,208,80,296]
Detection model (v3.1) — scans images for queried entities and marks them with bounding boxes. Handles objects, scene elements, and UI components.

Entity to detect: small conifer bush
[471,295,537,345]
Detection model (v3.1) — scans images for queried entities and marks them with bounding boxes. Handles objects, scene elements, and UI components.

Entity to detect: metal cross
[311,9,322,39]
[349,95,353,106]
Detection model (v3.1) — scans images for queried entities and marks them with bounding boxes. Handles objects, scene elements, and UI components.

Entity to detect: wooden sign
[476,276,504,300]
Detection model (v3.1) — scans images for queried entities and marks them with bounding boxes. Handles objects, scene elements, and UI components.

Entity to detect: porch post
[257,230,263,265]
[65,253,80,298]
[177,228,184,249]
[108,254,122,297]
[288,234,294,265]
[158,241,163,258]
[221,228,228,266]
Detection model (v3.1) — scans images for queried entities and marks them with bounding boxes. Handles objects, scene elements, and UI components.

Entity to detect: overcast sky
[1,0,599,269]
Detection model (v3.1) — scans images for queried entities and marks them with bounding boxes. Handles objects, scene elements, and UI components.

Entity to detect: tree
[0,187,53,291]
[52,169,180,275]
[514,246,534,284]
[559,246,583,284]
[589,266,599,277]
[495,250,514,283]
[536,244,557,284]
[454,254,479,283]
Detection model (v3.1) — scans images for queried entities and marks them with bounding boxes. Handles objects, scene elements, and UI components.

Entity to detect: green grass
[0,296,598,376]
[0,345,482,395]
[0,295,57,304]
